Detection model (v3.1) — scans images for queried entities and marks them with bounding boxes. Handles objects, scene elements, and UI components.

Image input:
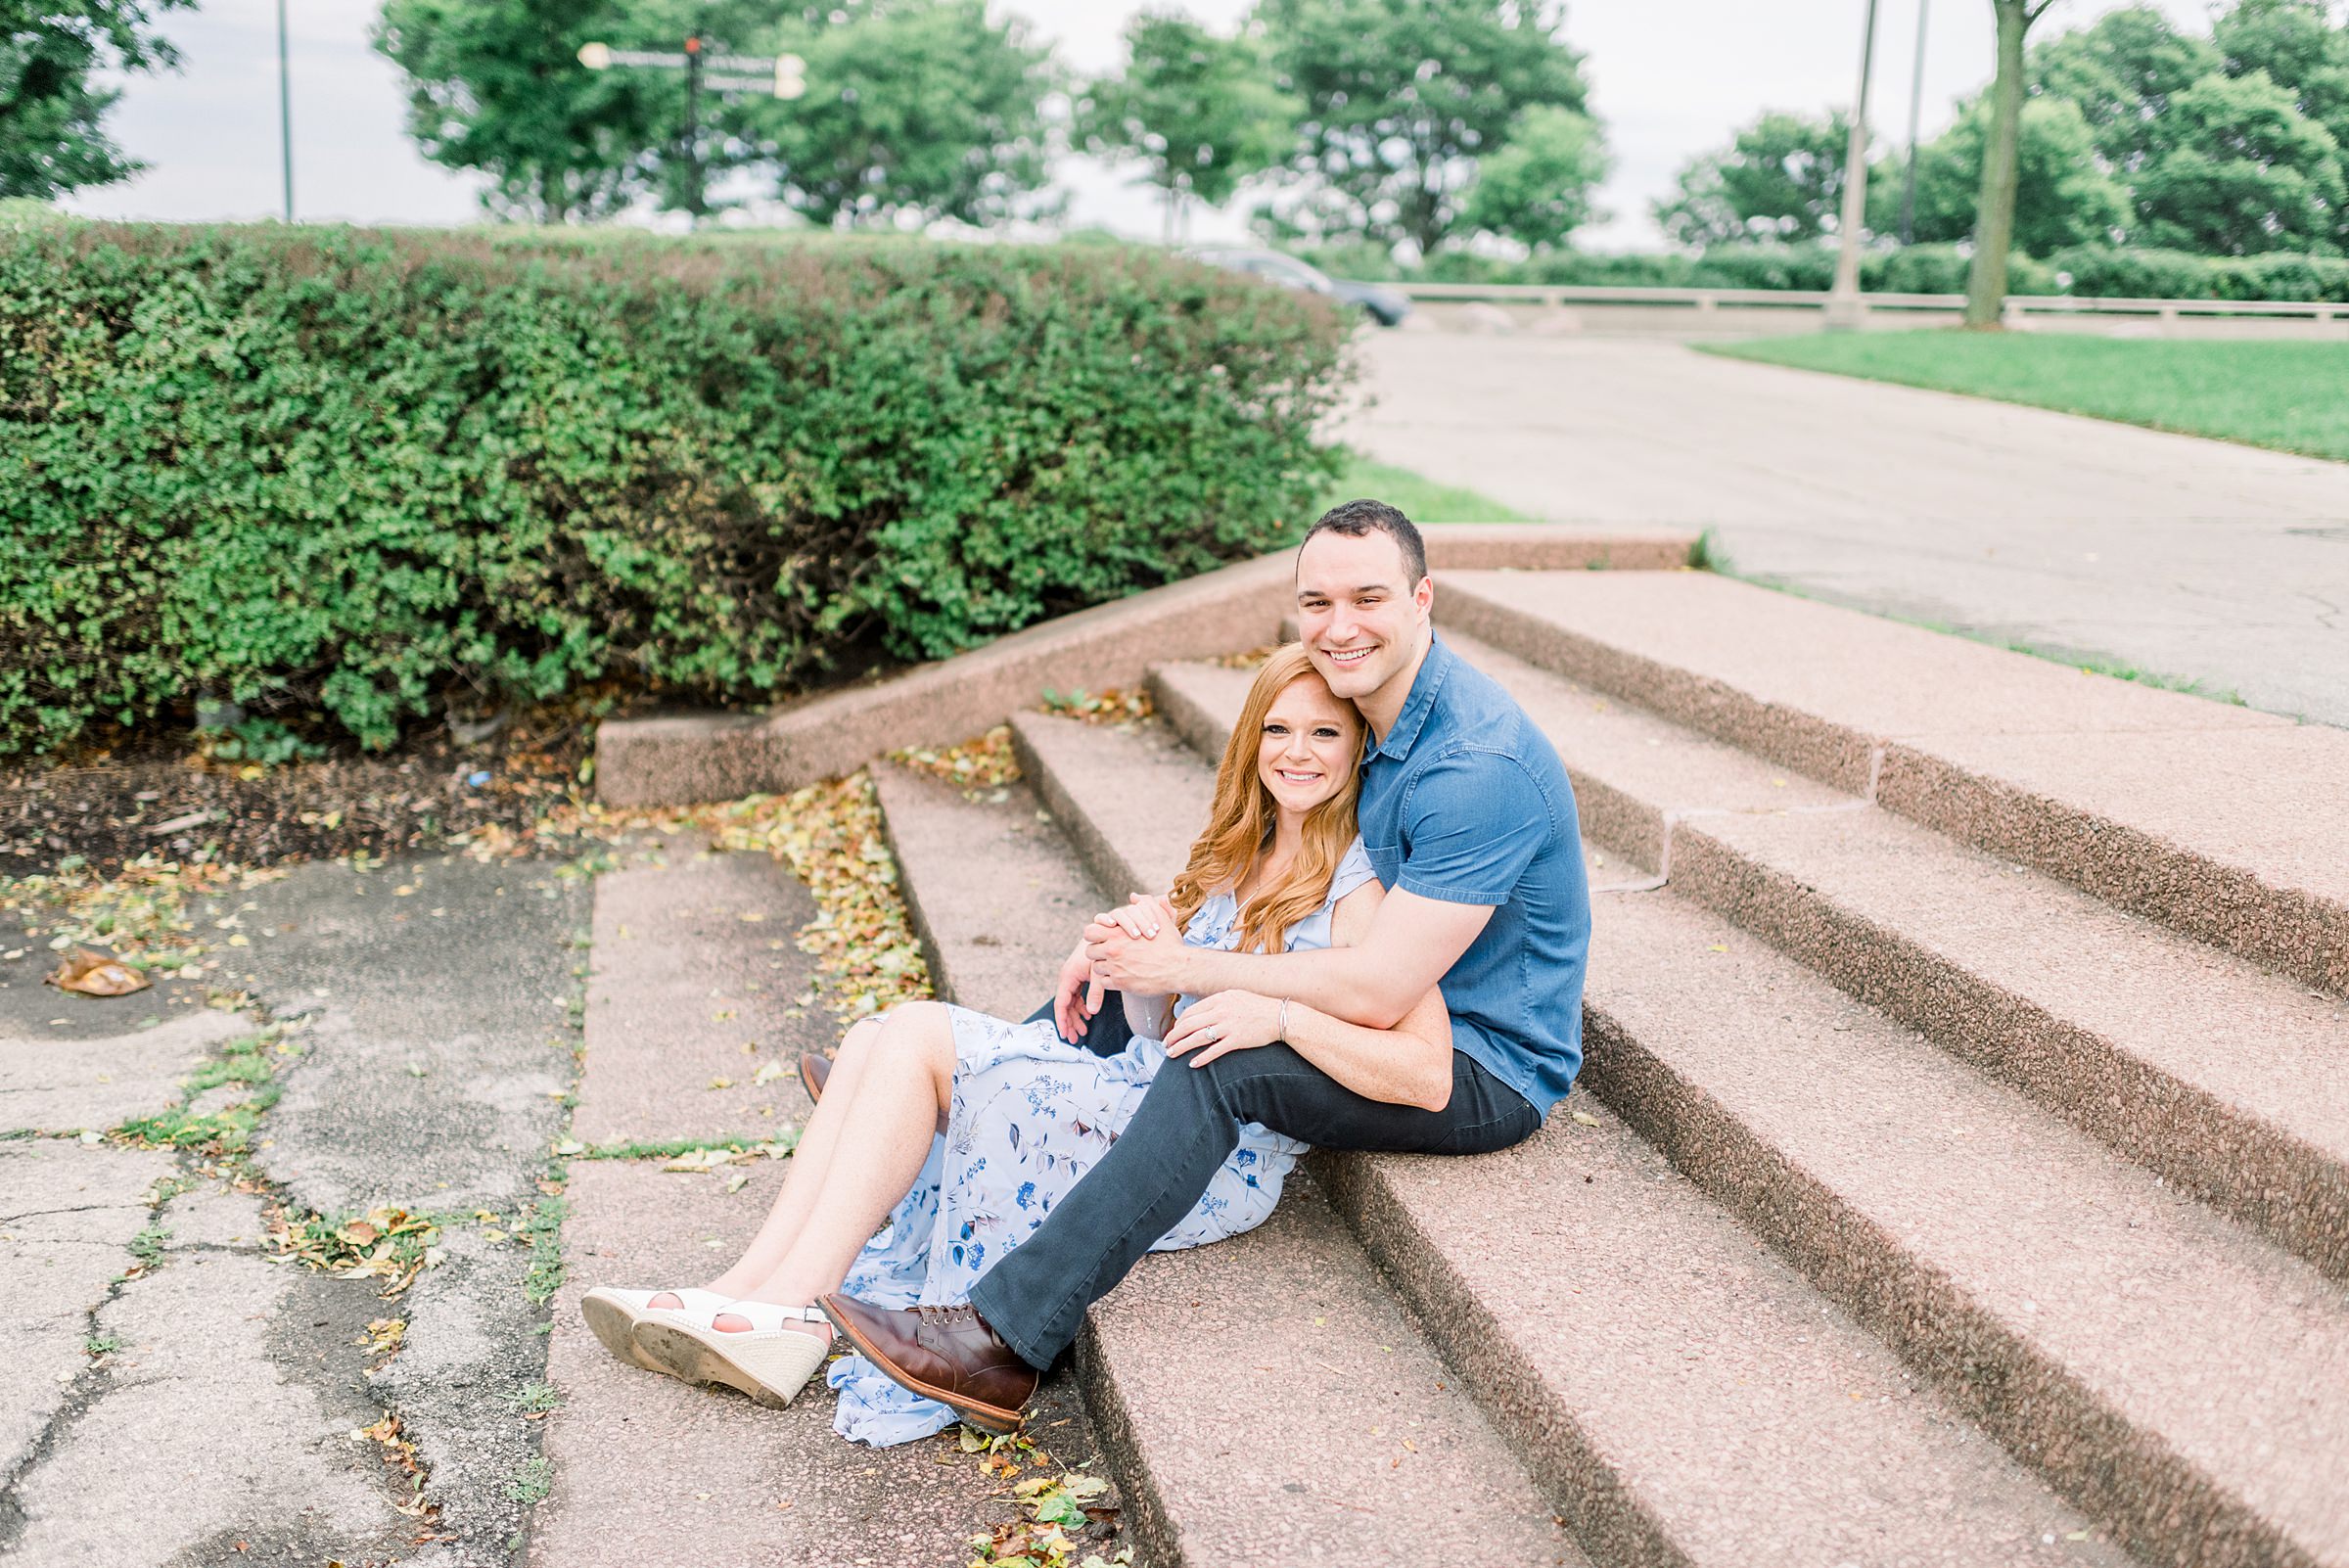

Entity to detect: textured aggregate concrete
[1443,568,2349,995]
[1317,1115,2130,1568]
[1586,888,2349,1568]
[570,833,832,1148]
[221,852,585,1218]
[1081,1176,1582,1567]
[871,765,1100,1024]
[1345,332,2349,727]
[3,1187,416,1568]
[535,1160,1108,1568]
[0,1007,250,1133]
[1009,712,1217,901]
[1675,805,2349,1281]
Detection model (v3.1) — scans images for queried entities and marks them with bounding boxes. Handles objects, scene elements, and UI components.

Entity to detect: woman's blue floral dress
[828,838,1378,1445]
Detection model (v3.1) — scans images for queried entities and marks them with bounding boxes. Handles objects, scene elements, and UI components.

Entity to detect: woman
[580,645,1452,1442]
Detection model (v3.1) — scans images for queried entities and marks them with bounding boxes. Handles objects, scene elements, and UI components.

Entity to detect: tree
[1965,0,2062,327]
[1905,94,2130,254]
[1078,14,1299,242]
[2135,67,2345,252]
[2213,0,2349,238]
[1261,0,1592,257]
[2027,5,2219,173]
[1652,110,1857,248]
[1459,102,1607,249]
[0,0,191,200]
[376,0,672,222]
[754,0,1054,229]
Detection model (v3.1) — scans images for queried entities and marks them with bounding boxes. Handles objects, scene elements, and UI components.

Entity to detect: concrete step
[1316,1109,2129,1568]
[1152,643,1860,884]
[1589,887,2349,1568]
[873,763,1100,1022]
[1438,569,2349,999]
[1005,710,1214,901]
[1155,649,2349,1287]
[1672,804,2349,1285]
[1008,702,2144,1566]
[871,759,1577,1566]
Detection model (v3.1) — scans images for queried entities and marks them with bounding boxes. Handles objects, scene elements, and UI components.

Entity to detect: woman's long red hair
[1167,645,1363,954]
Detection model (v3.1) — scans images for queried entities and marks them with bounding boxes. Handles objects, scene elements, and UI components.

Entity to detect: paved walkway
[0,837,1105,1566]
[1345,334,2349,727]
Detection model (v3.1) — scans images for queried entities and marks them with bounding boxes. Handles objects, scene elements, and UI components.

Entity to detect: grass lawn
[1312,450,1529,523]
[1707,331,2349,463]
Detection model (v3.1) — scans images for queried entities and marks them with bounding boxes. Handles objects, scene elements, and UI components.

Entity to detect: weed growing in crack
[113,1026,291,1156]
[504,1455,553,1506]
[516,1195,570,1305]
[84,1333,123,1356]
[509,1380,562,1415]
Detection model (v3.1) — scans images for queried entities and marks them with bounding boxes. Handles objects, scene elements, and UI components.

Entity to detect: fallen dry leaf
[47,946,150,997]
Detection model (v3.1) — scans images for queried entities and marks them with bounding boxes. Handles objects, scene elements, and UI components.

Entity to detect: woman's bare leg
[717,1001,955,1331]
[650,1012,889,1306]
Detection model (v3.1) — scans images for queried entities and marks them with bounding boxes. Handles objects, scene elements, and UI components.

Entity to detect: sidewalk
[1345,333,2349,727]
[0,833,1113,1566]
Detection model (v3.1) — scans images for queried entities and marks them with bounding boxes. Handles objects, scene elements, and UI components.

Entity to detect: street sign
[578,41,806,99]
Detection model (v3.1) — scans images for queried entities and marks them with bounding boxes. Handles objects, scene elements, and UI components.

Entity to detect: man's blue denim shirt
[1356,633,1590,1116]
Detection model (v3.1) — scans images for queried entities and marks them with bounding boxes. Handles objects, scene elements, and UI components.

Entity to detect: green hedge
[1295,240,2337,301]
[0,223,1351,757]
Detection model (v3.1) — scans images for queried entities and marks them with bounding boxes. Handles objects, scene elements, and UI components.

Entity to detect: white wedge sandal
[631,1300,836,1409]
[579,1286,737,1373]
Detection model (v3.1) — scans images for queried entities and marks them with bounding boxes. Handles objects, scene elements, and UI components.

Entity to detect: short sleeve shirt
[1355,635,1590,1115]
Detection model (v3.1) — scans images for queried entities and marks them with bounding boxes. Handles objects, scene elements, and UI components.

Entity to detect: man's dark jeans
[985,993,1543,1369]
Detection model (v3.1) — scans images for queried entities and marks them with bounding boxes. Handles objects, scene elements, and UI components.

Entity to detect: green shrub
[1297,238,2339,303]
[2040,245,2349,300]
[0,224,1351,757]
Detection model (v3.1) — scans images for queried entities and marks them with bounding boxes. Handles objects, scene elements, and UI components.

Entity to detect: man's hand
[1050,940,1098,1043]
[1163,990,1283,1068]
[1083,893,1191,996]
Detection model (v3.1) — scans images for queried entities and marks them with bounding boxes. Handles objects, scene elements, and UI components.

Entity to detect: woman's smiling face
[1257,673,1359,815]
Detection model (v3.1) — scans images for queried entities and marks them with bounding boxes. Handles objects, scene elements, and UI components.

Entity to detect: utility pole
[579,38,806,226]
[1823,0,1881,332]
[277,0,294,221]
[1901,0,1930,246]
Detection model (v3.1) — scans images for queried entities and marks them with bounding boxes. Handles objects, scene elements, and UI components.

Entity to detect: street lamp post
[1901,0,1930,246]
[1824,0,1882,332]
[578,39,807,225]
[277,0,294,222]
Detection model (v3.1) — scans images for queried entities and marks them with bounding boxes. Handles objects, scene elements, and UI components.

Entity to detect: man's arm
[1161,882,1455,1108]
[1123,891,1490,1029]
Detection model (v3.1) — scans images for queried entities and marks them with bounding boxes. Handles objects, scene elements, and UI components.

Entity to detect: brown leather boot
[818,1294,1037,1433]
[799,1052,831,1104]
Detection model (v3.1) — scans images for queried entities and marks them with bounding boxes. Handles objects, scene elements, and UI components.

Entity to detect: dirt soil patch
[1,693,637,876]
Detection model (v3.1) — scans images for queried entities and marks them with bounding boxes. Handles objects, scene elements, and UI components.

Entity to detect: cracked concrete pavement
[0,849,590,1567]
[1346,332,2349,727]
[3,831,1119,1567]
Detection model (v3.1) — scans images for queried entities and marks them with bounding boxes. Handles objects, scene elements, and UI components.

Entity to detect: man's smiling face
[1295,529,1433,707]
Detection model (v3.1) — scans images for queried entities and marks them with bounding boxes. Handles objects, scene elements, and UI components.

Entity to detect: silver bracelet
[1277,996,1290,1041]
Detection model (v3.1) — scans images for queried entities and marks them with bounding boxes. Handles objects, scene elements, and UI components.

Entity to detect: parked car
[1186,246,1411,327]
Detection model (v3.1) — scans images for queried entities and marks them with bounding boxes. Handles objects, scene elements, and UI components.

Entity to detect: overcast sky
[61,0,2213,250]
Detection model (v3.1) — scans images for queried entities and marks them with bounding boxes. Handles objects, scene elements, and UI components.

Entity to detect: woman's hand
[1050,939,1099,1043]
[1163,989,1285,1068]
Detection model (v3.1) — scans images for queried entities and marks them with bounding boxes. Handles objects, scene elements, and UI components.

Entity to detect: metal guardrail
[1367,281,2349,321]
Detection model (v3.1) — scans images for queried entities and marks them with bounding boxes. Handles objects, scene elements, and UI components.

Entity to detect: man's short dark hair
[1302,499,1428,586]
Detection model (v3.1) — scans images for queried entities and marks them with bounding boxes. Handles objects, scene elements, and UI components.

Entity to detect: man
[820,499,1592,1431]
